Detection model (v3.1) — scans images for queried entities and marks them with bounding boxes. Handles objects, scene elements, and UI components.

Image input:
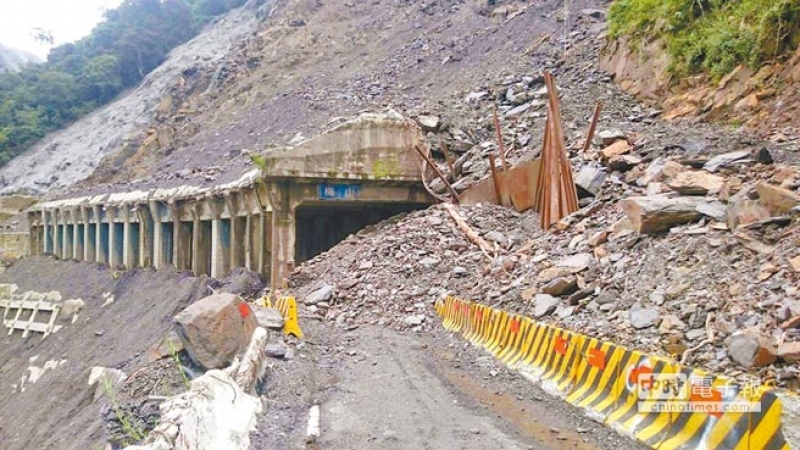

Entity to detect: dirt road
[253,323,645,450]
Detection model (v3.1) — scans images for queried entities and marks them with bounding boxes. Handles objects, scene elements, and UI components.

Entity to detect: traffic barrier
[436,296,793,450]
[264,295,304,339]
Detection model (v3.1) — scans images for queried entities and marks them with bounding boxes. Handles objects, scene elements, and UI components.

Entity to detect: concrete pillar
[150,202,165,269]
[82,207,95,262]
[108,207,120,268]
[245,212,253,271]
[53,210,62,258]
[71,208,82,260]
[269,183,295,289]
[122,207,136,269]
[209,198,229,279]
[137,207,153,268]
[191,205,212,277]
[61,210,70,259]
[93,206,107,264]
[170,204,192,271]
[43,210,51,254]
[226,195,246,270]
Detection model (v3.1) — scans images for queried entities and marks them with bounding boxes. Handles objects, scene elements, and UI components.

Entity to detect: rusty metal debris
[534,72,579,229]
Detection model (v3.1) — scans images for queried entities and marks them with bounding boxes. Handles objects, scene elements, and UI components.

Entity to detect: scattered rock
[575,165,607,196]
[756,182,800,214]
[777,342,800,362]
[620,196,704,234]
[305,285,334,305]
[266,342,288,359]
[629,303,660,329]
[541,277,578,296]
[533,294,560,318]
[667,171,725,195]
[703,150,751,172]
[173,293,258,369]
[252,305,284,330]
[727,331,777,368]
[595,129,627,146]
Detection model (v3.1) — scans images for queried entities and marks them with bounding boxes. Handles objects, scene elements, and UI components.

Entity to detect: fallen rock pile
[290,128,800,390]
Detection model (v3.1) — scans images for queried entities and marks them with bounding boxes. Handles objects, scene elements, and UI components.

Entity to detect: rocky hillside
[601,0,800,145]
[0,3,264,195]
[0,43,41,73]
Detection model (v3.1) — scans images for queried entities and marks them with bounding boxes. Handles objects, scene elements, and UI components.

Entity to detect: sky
[0,0,122,60]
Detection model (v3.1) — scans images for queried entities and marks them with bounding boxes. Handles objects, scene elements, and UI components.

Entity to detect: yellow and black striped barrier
[436,296,793,450]
[263,294,304,339]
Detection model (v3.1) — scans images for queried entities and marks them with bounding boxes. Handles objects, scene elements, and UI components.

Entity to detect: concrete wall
[0,232,29,262]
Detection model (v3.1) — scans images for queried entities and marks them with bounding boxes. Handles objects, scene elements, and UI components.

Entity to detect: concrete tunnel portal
[26,112,438,287]
[294,202,429,265]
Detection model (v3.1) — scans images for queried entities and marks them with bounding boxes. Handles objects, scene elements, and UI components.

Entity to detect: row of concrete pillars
[30,206,271,280]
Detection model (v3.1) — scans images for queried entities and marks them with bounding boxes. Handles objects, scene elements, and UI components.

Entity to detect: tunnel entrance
[295,202,428,265]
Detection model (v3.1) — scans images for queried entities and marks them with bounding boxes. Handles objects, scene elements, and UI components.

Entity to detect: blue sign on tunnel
[318,183,361,200]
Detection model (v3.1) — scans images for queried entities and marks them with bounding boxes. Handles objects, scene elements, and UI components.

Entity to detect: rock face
[173,293,258,369]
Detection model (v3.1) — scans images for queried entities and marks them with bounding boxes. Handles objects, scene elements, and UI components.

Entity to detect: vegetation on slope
[0,0,247,167]
[608,0,800,79]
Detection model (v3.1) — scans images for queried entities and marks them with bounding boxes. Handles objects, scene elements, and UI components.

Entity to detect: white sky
[0,0,122,60]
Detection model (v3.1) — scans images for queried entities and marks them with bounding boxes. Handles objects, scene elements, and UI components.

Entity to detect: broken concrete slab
[619,196,704,234]
[173,293,258,369]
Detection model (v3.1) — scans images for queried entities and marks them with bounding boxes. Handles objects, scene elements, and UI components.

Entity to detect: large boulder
[173,293,258,369]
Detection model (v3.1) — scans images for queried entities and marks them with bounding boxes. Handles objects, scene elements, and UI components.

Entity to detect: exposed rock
[217,268,266,297]
[148,329,185,362]
[251,305,284,330]
[555,253,593,272]
[777,342,800,362]
[752,147,774,165]
[595,129,627,146]
[305,285,333,305]
[629,303,660,329]
[667,171,725,195]
[417,115,441,132]
[541,277,578,296]
[600,140,631,161]
[658,315,686,334]
[265,342,288,359]
[404,315,425,326]
[695,201,727,221]
[703,150,751,172]
[756,182,800,214]
[726,198,771,230]
[608,154,642,172]
[727,331,777,368]
[575,165,607,196]
[61,298,86,316]
[619,196,703,234]
[484,231,507,245]
[173,293,258,369]
[533,294,560,318]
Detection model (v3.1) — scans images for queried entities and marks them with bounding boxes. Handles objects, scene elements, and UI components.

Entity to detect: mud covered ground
[0,257,210,450]
[250,319,647,450]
